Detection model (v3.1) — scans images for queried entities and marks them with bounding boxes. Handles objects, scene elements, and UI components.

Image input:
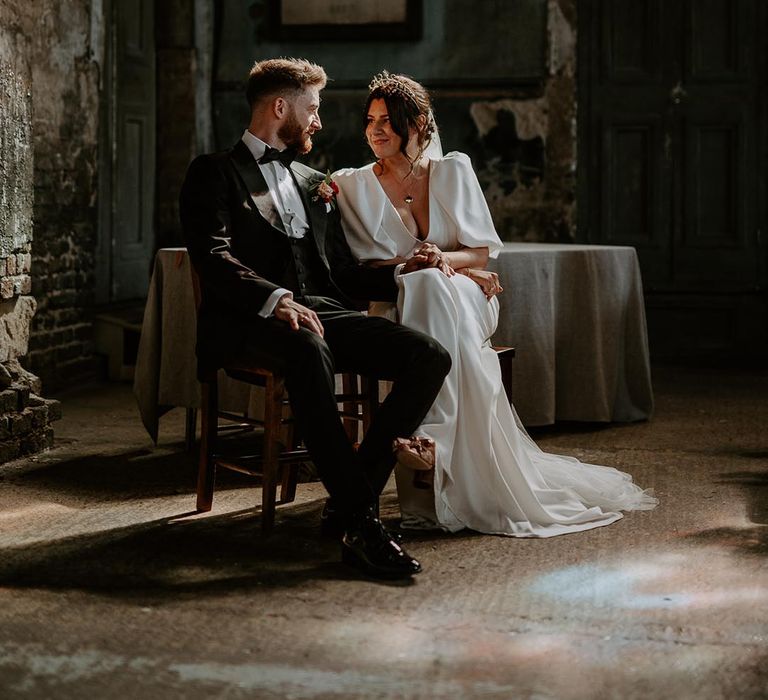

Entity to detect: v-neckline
[369,161,433,242]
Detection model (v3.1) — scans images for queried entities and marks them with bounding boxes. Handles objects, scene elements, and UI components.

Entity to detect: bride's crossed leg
[394,267,501,530]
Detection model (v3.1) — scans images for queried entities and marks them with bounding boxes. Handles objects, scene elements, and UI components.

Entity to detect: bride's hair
[365,71,436,165]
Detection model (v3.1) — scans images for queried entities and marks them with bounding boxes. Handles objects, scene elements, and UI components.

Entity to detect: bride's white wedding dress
[334,152,657,537]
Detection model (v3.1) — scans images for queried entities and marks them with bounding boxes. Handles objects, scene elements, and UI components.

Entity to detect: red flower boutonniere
[310,171,339,210]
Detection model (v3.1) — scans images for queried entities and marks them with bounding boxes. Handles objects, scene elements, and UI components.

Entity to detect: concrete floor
[0,366,767,699]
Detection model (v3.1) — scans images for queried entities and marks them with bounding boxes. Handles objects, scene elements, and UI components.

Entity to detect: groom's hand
[274,296,324,337]
[401,253,429,274]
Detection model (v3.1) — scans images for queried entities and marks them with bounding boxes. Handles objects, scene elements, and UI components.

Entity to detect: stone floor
[0,365,766,699]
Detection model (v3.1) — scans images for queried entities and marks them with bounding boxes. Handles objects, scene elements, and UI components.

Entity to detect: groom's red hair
[246,58,327,108]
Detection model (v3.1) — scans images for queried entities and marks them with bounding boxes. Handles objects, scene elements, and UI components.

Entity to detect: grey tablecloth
[134,244,654,440]
[488,242,653,426]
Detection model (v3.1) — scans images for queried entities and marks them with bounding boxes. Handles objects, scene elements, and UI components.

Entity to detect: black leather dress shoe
[321,499,403,543]
[341,509,421,580]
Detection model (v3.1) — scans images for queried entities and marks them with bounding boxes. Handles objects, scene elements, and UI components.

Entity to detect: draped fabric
[335,153,657,537]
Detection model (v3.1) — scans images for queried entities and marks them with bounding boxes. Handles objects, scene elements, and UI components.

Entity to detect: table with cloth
[133,248,256,443]
[134,243,653,441]
[487,242,653,426]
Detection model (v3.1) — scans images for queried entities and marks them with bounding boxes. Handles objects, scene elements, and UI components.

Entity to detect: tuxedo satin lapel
[291,163,328,264]
[230,142,285,234]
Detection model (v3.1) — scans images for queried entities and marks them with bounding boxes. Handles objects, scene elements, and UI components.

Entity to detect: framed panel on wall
[271,0,423,41]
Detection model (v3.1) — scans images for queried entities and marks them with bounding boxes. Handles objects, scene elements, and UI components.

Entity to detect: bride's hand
[413,243,455,277]
[461,268,503,299]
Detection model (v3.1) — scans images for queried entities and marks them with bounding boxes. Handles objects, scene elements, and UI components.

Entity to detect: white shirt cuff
[394,262,406,288]
[259,288,292,317]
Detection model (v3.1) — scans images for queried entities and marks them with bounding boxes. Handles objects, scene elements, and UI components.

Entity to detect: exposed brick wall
[0,1,62,464]
[0,253,32,298]
[0,376,61,464]
[22,1,101,389]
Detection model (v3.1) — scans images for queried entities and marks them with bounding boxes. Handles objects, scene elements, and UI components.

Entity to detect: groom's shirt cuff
[394,263,406,287]
[259,288,292,317]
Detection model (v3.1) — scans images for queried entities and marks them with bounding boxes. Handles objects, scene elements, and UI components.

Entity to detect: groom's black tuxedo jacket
[180,140,397,374]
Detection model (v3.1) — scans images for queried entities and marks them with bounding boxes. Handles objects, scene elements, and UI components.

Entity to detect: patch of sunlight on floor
[528,544,768,612]
[0,503,77,525]
[0,494,193,548]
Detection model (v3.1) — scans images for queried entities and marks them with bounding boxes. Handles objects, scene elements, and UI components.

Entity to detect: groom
[179,58,450,579]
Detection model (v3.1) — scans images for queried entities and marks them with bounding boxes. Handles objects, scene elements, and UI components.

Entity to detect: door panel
[688,124,738,245]
[601,118,665,250]
[685,0,748,81]
[601,0,663,83]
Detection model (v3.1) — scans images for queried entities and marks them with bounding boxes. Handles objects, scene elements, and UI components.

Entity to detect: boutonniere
[310,170,339,210]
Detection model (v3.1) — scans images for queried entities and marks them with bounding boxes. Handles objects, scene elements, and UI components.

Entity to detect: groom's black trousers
[241,296,451,514]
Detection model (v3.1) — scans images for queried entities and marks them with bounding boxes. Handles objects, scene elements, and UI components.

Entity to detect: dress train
[392,268,657,538]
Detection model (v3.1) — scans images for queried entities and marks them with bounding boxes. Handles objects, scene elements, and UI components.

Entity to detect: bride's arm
[442,246,503,300]
[400,244,501,299]
[443,246,489,272]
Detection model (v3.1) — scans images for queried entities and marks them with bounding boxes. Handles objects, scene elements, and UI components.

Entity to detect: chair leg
[279,419,301,503]
[260,374,282,533]
[361,376,378,433]
[280,463,299,504]
[499,355,513,404]
[185,408,197,451]
[197,381,217,512]
[341,372,358,443]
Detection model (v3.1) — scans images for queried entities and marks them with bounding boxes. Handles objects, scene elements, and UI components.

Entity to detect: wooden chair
[492,346,516,403]
[197,364,377,532]
[190,270,377,532]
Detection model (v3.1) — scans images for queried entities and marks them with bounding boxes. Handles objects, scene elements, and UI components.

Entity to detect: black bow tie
[259,146,296,167]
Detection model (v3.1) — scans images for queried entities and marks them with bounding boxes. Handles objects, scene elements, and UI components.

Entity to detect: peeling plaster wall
[468,0,577,241]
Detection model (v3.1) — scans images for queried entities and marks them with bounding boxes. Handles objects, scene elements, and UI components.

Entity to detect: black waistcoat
[276,233,331,298]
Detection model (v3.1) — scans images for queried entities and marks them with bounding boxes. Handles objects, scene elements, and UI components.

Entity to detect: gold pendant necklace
[403,175,414,204]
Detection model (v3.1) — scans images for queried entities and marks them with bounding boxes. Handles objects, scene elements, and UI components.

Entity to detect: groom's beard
[278,109,313,154]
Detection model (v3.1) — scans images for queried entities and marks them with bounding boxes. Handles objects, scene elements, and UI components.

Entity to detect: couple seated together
[180,57,657,580]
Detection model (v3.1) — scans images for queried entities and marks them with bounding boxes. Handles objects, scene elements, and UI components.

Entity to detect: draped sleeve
[430,152,503,258]
[334,165,403,262]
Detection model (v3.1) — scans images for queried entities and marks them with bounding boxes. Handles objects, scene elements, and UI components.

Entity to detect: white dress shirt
[241,130,307,317]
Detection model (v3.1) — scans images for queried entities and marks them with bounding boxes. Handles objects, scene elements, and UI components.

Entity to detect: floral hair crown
[368,71,420,107]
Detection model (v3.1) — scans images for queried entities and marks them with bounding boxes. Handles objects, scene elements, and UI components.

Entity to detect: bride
[333,72,657,537]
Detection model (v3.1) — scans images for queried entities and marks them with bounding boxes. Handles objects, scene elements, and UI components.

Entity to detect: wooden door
[578,0,767,361]
[96,0,156,303]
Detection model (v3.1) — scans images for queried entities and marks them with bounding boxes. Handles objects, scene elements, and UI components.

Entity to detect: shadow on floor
[1,443,312,504]
[677,469,768,556]
[679,525,768,557]
[715,469,768,527]
[0,493,448,596]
